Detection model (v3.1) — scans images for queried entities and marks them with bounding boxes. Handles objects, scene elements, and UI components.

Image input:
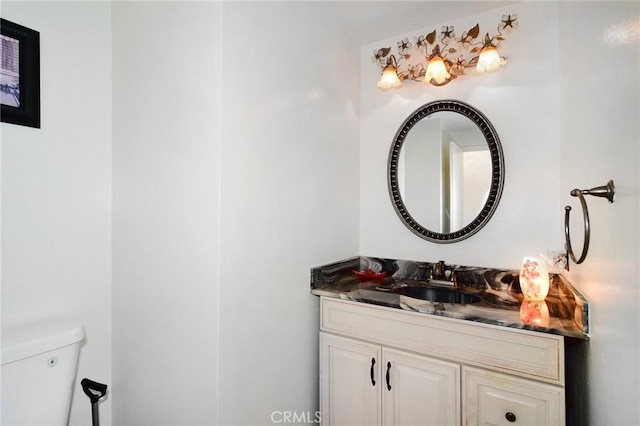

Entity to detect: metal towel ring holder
[564,180,615,270]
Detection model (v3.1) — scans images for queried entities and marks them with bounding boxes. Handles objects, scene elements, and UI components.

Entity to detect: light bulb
[377,65,402,90]
[476,45,505,73]
[424,56,450,85]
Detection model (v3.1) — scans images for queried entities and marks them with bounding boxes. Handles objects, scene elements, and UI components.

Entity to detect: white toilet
[1,318,85,425]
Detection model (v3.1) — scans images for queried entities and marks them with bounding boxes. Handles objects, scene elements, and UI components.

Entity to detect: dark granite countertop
[311,256,589,340]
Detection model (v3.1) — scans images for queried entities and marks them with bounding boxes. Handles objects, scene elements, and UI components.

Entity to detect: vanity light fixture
[373,13,518,89]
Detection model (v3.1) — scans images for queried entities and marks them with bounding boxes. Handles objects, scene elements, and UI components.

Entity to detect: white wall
[111,1,360,424]
[0,2,112,424]
[558,2,639,423]
[360,1,639,424]
[217,2,360,424]
[111,2,221,425]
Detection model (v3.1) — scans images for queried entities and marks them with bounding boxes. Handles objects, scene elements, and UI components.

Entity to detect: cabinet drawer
[463,366,565,425]
[321,298,564,384]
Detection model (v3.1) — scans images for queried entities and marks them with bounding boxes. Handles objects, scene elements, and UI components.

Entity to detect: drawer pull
[386,362,392,391]
[505,412,517,422]
[370,358,376,386]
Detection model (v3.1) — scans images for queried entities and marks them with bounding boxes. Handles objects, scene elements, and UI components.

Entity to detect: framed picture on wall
[1,18,40,128]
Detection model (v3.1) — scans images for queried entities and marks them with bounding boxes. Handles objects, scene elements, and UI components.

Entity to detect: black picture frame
[1,18,40,128]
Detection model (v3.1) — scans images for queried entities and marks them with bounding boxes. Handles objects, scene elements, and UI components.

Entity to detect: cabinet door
[463,366,565,426]
[382,347,460,426]
[320,332,381,426]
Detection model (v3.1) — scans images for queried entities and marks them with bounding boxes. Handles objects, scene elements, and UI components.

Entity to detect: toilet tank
[1,319,85,426]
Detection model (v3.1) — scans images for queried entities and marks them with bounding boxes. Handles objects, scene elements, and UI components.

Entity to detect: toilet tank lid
[1,319,86,365]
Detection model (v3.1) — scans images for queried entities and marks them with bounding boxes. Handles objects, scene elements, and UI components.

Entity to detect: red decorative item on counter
[352,269,387,281]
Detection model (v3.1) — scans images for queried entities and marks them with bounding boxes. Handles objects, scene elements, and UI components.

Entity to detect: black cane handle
[81,378,108,404]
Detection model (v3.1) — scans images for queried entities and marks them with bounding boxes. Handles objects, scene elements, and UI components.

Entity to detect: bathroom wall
[359,1,639,424]
[111,2,221,424]
[217,2,360,424]
[557,2,639,423]
[0,2,112,424]
[112,1,360,424]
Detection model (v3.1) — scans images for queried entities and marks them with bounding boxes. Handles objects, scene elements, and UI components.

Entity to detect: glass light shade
[519,256,550,301]
[377,66,402,90]
[424,56,450,85]
[520,300,550,327]
[476,46,505,73]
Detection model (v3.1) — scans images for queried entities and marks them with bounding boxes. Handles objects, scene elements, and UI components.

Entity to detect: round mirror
[387,100,504,243]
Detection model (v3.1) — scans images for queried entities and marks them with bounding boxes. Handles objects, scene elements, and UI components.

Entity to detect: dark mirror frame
[1,18,40,128]
[387,99,504,243]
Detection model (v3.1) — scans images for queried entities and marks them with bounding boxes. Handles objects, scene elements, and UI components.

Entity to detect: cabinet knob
[505,412,517,422]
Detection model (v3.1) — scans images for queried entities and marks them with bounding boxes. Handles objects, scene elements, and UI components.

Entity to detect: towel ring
[564,180,615,270]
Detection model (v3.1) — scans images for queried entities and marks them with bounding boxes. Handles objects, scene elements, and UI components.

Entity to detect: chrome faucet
[431,261,446,281]
[430,261,456,287]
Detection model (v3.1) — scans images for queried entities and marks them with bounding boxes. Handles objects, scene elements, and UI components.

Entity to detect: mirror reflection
[399,112,491,233]
[387,100,504,243]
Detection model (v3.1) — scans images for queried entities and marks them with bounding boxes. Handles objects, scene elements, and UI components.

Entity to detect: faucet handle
[450,269,458,286]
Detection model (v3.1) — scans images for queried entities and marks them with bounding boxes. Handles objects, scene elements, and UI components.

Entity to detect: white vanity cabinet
[319,297,568,426]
